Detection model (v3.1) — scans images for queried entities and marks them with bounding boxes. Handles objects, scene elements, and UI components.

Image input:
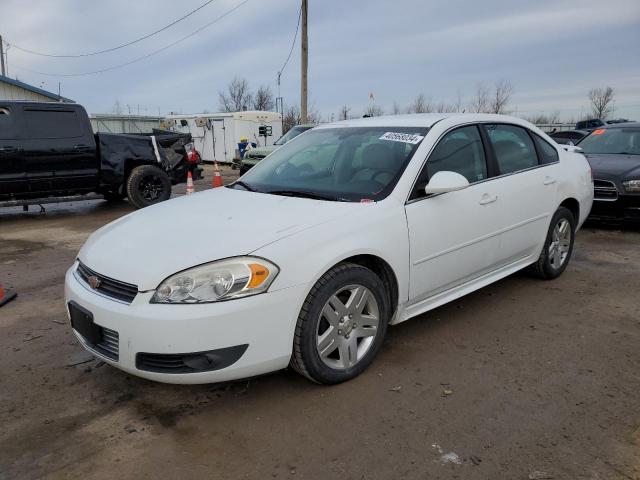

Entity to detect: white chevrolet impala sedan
[65,114,593,384]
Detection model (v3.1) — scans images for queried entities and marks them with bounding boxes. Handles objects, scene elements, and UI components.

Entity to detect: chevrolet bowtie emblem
[87,275,101,289]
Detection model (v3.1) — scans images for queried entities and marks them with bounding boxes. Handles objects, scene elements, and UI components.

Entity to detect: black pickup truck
[0,101,202,209]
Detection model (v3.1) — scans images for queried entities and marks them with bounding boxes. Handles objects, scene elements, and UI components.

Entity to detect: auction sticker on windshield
[379,132,425,144]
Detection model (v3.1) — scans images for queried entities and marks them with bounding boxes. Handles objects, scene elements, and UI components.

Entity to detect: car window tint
[428,126,487,182]
[24,109,83,139]
[411,126,487,200]
[533,134,559,164]
[0,107,14,139]
[485,124,538,174]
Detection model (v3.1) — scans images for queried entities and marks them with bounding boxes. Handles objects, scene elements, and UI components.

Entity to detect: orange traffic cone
[0,282,17,307]
[212,161,223,188]
[186,171,194,195]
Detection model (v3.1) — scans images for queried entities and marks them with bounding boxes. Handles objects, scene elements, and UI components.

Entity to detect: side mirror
[424,171,470,195]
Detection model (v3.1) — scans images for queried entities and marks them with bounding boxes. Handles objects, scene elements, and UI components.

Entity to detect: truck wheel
[126,165,172,209]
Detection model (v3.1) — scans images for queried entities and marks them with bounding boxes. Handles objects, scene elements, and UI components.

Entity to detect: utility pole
[0,35,6,76]
[300,0,308,123]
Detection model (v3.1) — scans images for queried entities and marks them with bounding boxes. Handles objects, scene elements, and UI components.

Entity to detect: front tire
[126,165,172,209]
[529,206,576,279]
[290,263,390,384]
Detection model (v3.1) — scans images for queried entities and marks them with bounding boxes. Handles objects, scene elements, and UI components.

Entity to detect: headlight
[151,257,279,304]
[623,179,640,192]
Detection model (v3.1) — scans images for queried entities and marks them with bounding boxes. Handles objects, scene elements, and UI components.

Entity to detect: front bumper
[64,263,309,384]
[589,194,640,222]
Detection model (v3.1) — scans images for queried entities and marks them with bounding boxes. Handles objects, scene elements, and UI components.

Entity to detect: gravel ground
[1,170,639,479]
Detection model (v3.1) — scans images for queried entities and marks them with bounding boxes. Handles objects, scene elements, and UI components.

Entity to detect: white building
[165,111,283,163]
[0,74,74,102]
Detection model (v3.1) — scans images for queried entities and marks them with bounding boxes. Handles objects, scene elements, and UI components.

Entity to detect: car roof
[315,113,536,129]
[597,121,640,129]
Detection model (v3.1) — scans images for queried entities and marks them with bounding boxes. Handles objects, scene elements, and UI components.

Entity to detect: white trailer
[164,111,282,163]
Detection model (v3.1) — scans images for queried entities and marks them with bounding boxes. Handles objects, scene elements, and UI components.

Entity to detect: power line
[3,0,218,58]
[278,5,302,76]
[9,0,250,77]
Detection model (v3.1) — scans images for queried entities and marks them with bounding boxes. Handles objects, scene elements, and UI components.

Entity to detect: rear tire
[126,165,172,209]
[290,263,390,384]
[528,206,576,279]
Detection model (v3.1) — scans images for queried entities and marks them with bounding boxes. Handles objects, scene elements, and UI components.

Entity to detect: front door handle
[0,146,17,153]
[479,194,498,205]
[544,176,557,185]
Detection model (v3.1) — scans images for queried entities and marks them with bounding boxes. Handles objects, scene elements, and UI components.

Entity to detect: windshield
[579,128,640,155]
[236,126,429,202]
[273,125,311,146]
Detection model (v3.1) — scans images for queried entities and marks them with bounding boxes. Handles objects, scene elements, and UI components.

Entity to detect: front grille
[136,345,249,374]
[76,262,138,304]
[99,327,119,359]
[593,179,618,201]
[75,324,119,361]
[137,353,193,373]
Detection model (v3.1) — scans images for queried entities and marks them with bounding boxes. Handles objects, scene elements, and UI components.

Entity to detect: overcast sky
[1,0,639,121]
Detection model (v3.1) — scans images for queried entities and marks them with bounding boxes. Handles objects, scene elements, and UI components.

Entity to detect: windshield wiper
[231,180,256,192]
[266,189,346,202]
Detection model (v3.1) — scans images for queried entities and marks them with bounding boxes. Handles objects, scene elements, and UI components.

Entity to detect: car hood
[585,153,640,179]
[78,187,358,290]
[244,145,278,160]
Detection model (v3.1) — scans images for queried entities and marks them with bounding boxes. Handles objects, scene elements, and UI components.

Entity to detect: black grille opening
[593,179,618,201]
[136,345,248,374]
[76,325,119,361]
[76,262,138,303]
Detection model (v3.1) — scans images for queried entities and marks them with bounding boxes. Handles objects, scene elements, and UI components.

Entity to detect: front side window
[411,125,487,199]
[238,126,428,202]
[24,109,82,139]
[578,128,640,155]
[485,124,538,174]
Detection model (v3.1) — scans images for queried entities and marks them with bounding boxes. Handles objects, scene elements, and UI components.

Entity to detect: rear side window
[24,109,83,139]
[533,134,559,164]
[485,124,538,174]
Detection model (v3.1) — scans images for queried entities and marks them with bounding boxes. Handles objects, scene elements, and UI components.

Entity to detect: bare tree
[391,101,402,115]
[454,88,464,112]
[523,111,561,125]
[489,79,513,114]
[112,100,123,115]
[218,77,253,112]
[364,104,384,117]
[435,101,457,113]
[471,83,490,113]
[338,105,351,120]
[253,85,275,111]
[588,86,614,119]
[408,93,433,113]
[282,105,301,133]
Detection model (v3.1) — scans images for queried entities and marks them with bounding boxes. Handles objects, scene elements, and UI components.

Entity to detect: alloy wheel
[315,284,380,370]
[548,218,571,269]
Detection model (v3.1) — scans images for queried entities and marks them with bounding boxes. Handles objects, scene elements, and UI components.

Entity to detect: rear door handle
[73,144,91,150]
[0,146,17,153]
[544,176,557,185]
[479,194,498,205]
